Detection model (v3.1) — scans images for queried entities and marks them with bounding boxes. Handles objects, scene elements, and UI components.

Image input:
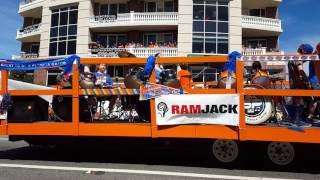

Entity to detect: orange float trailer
[0,54,320,166]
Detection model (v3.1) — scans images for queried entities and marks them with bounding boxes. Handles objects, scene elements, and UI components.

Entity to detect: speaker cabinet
[8,96,49,123]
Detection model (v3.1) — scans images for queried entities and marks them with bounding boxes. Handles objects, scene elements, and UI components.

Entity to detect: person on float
[94,64,117,119]
[177,64,192,92]
[288,44,314,127]
[310,43,320,90]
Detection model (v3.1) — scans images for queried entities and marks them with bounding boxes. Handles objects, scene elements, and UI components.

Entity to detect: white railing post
[130,11,134,23]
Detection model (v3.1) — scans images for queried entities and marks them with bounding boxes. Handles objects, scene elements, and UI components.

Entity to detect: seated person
[95,64,113,88]
[177,64,192,92]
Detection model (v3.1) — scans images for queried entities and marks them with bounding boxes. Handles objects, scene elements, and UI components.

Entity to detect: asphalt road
[0,137,320,180]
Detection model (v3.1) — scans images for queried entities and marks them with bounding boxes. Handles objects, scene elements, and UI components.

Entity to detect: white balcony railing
[16,23,41,39]
[19,0,44,13]
[89,48,178,57]
[90,12,179,27]
[12,53,39,59]
[242,15,282,32]
[242,48,284,56]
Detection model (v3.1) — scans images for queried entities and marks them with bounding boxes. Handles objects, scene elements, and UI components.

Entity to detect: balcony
[89,48,178,58]
[19,0,44,15]
[12,53,39,59]
[242,48,284,56]
[16,24,41,42]
[242,15,282,33]
[89,12,179,29]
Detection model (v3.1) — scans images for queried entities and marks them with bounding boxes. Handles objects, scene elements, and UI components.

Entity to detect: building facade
[16,0,283,85]
[17,0,282,58]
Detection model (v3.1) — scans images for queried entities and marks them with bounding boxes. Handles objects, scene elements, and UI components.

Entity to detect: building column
[177,0,193,56]
[229,0,242,53]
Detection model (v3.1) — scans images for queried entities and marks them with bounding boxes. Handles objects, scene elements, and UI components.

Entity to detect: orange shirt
[178,70,191,91]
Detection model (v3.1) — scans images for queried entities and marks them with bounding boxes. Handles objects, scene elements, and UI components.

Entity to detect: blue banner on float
[0,55,80,75]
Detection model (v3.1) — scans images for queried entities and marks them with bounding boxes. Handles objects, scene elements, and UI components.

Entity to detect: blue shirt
[95,72,113,87]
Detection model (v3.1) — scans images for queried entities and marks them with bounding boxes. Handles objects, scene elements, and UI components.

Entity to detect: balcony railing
[12,53,39,60]
[19,0,44,12]
[90,12,179,27]
[89,48,178,57]
[242,48,284,56]
[16,23,41,39]
[242,15,282,32]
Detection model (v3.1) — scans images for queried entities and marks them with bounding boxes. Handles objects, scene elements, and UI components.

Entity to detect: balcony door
[30,44,40,54]
[145,1,157,12]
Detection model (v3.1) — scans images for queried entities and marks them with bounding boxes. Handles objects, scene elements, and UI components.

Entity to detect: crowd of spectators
[89,41,177,50]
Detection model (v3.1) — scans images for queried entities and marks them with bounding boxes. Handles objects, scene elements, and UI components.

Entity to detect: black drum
[159,69,180,88]
[124,67,144,89]
[52,96,97,122]
[80,72,96,89]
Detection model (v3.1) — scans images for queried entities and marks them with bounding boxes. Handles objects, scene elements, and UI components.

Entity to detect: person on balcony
[148,42,155,48]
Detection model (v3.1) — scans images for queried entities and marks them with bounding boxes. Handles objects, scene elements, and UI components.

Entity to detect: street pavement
[0,137,319,180]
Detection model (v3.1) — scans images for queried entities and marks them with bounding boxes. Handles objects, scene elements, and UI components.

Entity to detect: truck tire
[267,142,295,166]
[211,139,239,163]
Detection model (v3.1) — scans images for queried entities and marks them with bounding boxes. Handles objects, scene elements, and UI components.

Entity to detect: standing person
[177,64,192,92]
[310,43,320,90]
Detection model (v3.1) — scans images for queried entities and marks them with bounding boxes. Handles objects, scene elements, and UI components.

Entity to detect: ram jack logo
[157,102,168,117]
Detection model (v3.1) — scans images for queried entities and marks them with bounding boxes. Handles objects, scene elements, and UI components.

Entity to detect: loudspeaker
[8,96,49,123]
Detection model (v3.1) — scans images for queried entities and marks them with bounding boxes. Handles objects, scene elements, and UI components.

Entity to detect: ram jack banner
[156,94,239,126]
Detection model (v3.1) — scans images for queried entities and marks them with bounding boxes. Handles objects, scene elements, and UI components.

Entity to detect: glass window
[69,10,78,24]
[193,21,204,32]
[51,13,59,27]
[164,1,174,12]
[109,4,118,15]
[118,4,128,13]
[100,4,108,15]
[218,6,228,21]
[193,5,204,20]
[67,41,77,54]
[60,11,68,25]
[49,6,78,56]
[218,22,228,33]
[192,0,229,54]
[205,21,216,32]
[58,41,66,55]
[205,6,216,20]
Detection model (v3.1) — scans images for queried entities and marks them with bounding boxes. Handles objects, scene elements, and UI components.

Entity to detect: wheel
[267,142,295,166]
[212,139,239,163]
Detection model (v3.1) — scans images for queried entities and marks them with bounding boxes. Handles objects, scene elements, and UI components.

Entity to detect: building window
[144,0,175,12]
[99,3,128,16]
[96,34,128,48]
[143,33,176,47]
[49,6,78,56]
[192,0,229,54]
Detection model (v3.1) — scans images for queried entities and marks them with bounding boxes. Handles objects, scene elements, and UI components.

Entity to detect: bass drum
[244,85,273,125]
[124,67,144,89]
[217,70,237,89]
[251,71,271,89]
[159,69,180,88]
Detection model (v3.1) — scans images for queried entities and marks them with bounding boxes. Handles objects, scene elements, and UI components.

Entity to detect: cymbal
[118,51,136,58]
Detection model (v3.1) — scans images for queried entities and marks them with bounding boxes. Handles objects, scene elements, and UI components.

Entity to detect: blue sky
[0,0,319,58]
